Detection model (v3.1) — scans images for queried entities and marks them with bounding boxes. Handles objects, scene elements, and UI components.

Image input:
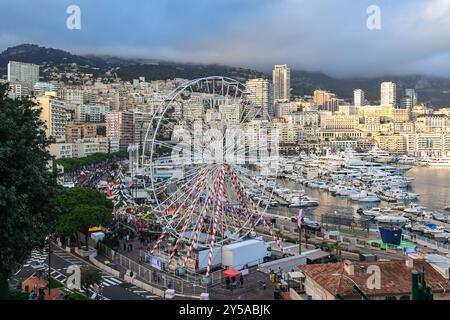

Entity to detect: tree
[332,241,343,260]
[56,188,112,249]
[80,266,102,297]
[0,84,61,299]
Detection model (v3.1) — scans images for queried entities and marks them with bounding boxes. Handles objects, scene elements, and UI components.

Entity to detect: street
[12,243,160,300]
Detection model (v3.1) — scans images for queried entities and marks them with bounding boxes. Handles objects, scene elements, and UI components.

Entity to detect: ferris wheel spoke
[153,164,209,211]
[144,77,281,268]
[149,167,210,255]
[182,165,223,267]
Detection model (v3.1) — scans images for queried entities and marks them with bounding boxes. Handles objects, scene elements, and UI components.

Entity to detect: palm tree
[332,241,343,260]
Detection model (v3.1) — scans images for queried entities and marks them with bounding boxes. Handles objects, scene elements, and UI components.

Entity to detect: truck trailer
[221,239,271,270]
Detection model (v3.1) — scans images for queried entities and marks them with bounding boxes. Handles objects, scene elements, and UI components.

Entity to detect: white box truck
[196,246,222,272]
[222,239,271,270]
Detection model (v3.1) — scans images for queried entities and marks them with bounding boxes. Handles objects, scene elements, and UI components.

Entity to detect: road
[12,243,161,300]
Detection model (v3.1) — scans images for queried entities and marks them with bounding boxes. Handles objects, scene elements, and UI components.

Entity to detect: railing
[402,230,450,252]
[139,250,224,286]
[97,242,207,295]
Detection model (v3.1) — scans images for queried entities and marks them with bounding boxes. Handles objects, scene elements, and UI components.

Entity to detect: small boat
[432,212,449,222]
[363,207,389,217]
[404,204,427,215]
[350,191,380,202]
[375,214,410,225]
[289,196,319,207]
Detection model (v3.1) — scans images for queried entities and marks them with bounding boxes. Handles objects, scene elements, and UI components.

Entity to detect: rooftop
[299,259,450,298]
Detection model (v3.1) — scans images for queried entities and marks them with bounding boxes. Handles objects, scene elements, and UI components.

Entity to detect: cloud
[1,0,450,78]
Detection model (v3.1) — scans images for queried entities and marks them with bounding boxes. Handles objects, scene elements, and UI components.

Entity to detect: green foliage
[48,277,64,288]
[56,187,112,213]
[55,188,112,240]
[10,292,30,300]
[68,291,89,300]
[80,266,102,296]
[55,151,127,173]
[0,83,61,298]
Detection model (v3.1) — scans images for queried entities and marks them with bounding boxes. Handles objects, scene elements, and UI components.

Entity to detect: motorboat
[363,207,390,217]
[349,191,380,202]
[432,212,449,222]
[289,196,319,207]
[375,214,410,225]
[334,187,359,197]
[404,204,427,215]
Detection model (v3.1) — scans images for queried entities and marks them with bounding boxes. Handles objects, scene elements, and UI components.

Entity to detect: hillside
[2,44,450,107]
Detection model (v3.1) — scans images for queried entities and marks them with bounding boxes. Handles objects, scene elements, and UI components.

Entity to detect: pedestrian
[38,288,45,300]
[225,276,231,289]
[239,275,244,288]
[129,243,133,252]
[29,291,37,300]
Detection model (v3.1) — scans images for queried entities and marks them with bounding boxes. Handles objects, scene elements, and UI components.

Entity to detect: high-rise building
[404,88,418,107]
[106,111,134,150]
[7,61,40,91]
[272,64,291,102]
[75,104,110,122]
[380,82,397,106]
[353,89,365,107]
[8,81,29,99]
[313,90,339,112]
[37,92,68,142]
[59,87,84,106]
[245,78,273,119]
[401,96,413,110]
[34,82,58,96]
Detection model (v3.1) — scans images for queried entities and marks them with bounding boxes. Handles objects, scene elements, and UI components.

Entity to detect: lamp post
[46,235,52,296]
[331,273,369,300]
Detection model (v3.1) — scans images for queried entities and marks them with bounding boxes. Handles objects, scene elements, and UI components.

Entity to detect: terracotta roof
[22,276,65,300]
[299,259,450,298]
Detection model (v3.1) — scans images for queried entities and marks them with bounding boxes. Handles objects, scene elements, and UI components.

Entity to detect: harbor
[234,148,450,249]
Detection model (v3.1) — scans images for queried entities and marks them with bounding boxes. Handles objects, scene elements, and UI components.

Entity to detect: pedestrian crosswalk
[23,249,48,267]
[125,287,158,300]
[101,276,123,287]
[52,250,88,266]
[50,269,67,283]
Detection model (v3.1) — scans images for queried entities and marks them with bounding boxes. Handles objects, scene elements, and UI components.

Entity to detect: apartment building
[37,92,68,142]
[106,111,134,150]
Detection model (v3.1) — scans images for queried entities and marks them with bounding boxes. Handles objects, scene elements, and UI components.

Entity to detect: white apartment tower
[353,89,365,107]
[380,82,397,106]
[245,78,273,119]
[7,61,40,91]
[272,64,291,102]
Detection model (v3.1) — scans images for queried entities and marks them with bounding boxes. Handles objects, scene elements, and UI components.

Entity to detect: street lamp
[331,273,369,300]
[45,235,52,296]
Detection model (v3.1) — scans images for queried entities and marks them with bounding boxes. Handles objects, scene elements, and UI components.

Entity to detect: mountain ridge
[2,44,450,107]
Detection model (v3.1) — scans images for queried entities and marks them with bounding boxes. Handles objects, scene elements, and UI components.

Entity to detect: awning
[223,268,242,278]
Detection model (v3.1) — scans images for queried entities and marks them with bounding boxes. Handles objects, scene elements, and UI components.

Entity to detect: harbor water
[269,166,450,221]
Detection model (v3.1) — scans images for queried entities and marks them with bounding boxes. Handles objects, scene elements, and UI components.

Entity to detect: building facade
[272,64,290,102]
[7,61,39,91]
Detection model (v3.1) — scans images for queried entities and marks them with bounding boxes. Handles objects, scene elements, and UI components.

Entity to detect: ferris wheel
[141,76,284,276]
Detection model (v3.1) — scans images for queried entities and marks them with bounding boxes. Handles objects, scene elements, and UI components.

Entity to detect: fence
[138,250,225,286]
[97,242,207,295]
[402,230,450,253]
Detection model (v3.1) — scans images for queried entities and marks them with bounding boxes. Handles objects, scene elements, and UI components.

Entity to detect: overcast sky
[1,0,450,78]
